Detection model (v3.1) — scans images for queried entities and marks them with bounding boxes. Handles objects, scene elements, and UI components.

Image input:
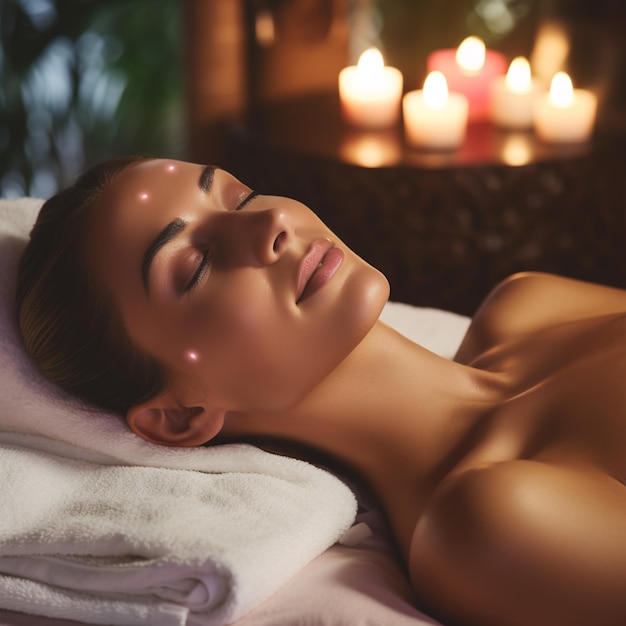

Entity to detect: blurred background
[1,0,186,198]
[3,0,625,198]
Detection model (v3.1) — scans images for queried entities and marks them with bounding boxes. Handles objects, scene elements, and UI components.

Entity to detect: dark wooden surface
[211,92,626,316]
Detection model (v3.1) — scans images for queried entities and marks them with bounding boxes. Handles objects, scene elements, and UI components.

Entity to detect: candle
[491,57,541,129]
[338,48,403,129]
[402,71,469,150]
[427,36,507,122]
[533,72,597,143]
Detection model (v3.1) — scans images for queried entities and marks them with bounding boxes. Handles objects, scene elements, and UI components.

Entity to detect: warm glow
[506,57,531,94]
[255,9,275,47]
[531,23,569,86]
[139,192,149,201]
[340,133,401,168]
[550,71,574,108]
[357,47,385,74]
[339,46,403,128]
[501,133,532,166]
[456,36,486,73]
[423,71,448,110]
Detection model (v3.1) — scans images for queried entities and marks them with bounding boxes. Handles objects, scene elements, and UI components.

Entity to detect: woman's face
[87,159,389,418]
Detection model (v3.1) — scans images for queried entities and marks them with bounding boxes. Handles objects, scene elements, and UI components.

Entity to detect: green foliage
[0,0,185,197]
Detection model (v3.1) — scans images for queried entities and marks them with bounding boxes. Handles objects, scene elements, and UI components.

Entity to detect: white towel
[0,198,358,626]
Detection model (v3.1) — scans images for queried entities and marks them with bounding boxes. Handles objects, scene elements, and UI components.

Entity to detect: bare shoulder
[410,460,626,626]
[455,272,626,363]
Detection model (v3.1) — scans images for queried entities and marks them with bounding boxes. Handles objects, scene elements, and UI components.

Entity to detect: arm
[455,272,626,364]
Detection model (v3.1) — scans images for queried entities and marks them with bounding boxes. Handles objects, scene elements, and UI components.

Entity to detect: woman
[16,157,626,626]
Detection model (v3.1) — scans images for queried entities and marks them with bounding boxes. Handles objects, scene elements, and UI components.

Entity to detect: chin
[334,262,390,349]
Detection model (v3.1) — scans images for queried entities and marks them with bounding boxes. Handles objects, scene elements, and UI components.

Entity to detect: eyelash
[236,190,259,211]
[185,190,259,292]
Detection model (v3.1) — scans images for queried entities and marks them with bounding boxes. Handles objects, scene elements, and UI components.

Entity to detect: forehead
[102,159,201,206]
[85,159,202,293]
[90,159,202,232]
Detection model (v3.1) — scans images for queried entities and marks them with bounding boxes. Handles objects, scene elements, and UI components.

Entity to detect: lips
[296,238,344,304]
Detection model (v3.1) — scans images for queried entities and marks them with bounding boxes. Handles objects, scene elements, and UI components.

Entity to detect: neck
[223,321,498,498]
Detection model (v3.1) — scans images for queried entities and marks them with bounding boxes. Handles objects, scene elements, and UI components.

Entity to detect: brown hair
[15,156,168,415]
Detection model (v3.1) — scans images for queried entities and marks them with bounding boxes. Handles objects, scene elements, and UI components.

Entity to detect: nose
[223,206,293,267]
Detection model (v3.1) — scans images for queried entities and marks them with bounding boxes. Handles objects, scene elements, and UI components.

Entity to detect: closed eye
[236,190,259,210]
[186,191,258,292]
[186,248,212,292]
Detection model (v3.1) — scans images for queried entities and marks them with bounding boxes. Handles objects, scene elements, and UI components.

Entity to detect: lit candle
[402,71,469,150]
[427,36,507,122]
[491,57,542,129]
[533,72,597,143]
[338,48,403,129]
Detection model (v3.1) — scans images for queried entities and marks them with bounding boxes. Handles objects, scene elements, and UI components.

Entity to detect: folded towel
[0,198,358,625]
[0,443,354,626]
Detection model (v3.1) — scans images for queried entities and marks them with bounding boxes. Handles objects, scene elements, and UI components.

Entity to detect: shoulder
[410,460,626,626]
[455,272,626,363]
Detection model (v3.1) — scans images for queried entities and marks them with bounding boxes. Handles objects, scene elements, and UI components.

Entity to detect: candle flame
[357,48,384,73]
[506,57,531,94]
[423,71,448,110]
[456,36,486,73]
[549,71,574,108]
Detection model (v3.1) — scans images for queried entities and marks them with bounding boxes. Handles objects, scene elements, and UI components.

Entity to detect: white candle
[533,72,597,143]
[338,48,403,129]
[491,57,541,129]
[402,71,469,150]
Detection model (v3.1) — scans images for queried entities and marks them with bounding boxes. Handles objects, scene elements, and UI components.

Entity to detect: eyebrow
[198,164,216,194]
[140,164,217,294]
[141,218,187,294]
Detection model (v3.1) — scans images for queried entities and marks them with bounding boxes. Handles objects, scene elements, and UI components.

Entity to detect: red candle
[427,36,507,122]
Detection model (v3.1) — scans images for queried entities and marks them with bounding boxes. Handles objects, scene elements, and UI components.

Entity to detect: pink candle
[427,36,507,122]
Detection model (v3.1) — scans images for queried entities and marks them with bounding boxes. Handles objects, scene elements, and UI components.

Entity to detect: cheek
[182,276,295,406]
[185,260,388,411]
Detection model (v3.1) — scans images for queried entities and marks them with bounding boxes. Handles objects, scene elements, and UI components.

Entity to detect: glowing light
[506,57,531,94]
[338,47,403,128]
[255,9,275,47]
[357,47,384,75]
[340,132,401,168]
[456,36,486,73]
[423,71,448,110]
[139,192,149,201]
[184,349,200,364]
[501,133,532,166]
[166,164,176,172]
[549,71,574,108]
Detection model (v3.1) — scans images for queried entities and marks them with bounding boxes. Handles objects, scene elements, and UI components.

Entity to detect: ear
[126,390,225,447]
